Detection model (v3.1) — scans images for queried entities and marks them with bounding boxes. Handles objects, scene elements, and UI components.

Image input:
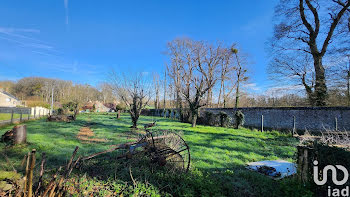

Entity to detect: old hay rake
[80,130,191,172]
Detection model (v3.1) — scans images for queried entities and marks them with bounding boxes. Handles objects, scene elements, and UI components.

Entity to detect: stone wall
[203,107,350,132]
[148,107,350,132]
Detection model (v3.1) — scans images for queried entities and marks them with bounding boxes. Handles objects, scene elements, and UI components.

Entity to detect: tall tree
[167,41,185,120]
[163,70,167,110]
[231,48,249,108]
[166,38,221,127]
[270,0,350,106]
[152,73,160,109]
[199,42,223,108]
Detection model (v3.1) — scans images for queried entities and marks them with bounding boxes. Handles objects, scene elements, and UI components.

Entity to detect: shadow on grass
[0,114,306,197]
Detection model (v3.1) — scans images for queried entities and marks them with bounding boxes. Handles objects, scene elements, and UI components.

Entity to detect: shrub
[203,111,220,126]
[219,111,229,127]
[167,109,172,118]
[57,108,64,115]
[234,110,245,129]
[62,101,78,112]
[115,104,126,111]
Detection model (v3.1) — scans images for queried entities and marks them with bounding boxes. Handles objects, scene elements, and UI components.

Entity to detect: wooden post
[297,146,313,183]
[34,108,36,119]
[27,149,36,197]
[335,117,338,131]
[11,109,14,124]
[261,114,264,132]
[20,111,23,122]
[28,113,30,120]
[23,152,30,196]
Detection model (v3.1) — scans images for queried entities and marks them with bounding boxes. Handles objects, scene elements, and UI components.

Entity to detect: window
[6,98,11,102]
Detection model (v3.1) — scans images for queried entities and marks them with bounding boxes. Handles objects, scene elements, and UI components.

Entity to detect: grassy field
[0,113,312,196]
[0,113,21,121]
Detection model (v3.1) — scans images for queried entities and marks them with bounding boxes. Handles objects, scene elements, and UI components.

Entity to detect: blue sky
[0,0,278,93]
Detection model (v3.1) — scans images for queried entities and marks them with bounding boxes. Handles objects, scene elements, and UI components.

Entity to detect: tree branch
[321,0,350,56]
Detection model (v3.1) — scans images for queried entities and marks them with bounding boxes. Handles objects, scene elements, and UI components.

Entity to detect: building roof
[0,91,20,101]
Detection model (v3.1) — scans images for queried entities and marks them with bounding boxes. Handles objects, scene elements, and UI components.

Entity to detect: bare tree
[152,73,160,109]
[110,72,151,128]
[163,70,167,110]
[217,60,228,108]
[167,41,185,120]
[270,0,350,106]
[231,48,249,108]
[217,47,241,108]
[199,42,223,108]
[166,38,221,127]
[98,82,115,103]
[268,53,316,105]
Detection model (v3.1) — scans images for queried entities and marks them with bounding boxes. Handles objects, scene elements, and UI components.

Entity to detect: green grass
[0,113,312,196]
[0,113,21,121]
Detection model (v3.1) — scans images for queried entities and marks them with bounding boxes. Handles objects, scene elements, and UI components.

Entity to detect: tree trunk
[206,88,212,108]
[235,81,240,108]
[117,110,120,119]
[313,55,327,106]
[190,108,198,127]
[1,125,27,144]
[163,70,167,109]
[131,116,138,128]
[218,80,223,107]
[191,113,197,127]
[301,74,315,106]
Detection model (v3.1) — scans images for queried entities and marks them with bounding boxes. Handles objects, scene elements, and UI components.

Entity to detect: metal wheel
[139,130,190,172]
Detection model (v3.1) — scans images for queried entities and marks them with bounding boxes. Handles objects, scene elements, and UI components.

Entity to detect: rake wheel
[139,130,191,172]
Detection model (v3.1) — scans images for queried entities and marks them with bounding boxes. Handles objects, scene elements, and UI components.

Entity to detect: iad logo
[313,160,349,197]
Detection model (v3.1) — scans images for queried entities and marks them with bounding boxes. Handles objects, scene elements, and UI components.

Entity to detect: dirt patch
[77,127,107,143]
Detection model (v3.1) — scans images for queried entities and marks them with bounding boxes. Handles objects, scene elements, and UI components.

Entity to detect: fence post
[20,111,23,122]
[28,112,30,120]
[11,109,14,124]
[335,117,338,131]
[261,114,264,132]
[34,108,36,119]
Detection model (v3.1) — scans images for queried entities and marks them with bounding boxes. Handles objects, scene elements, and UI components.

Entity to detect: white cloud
[0,35,54,52]
[39,61,101,76]
[0,27,42,42]
[243,83,261,91]
[0,27,40,34]
[0,26,56,54]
